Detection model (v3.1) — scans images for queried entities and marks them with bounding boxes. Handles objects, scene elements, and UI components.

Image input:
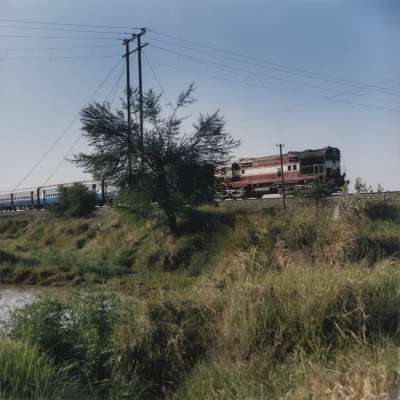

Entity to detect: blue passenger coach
[0,180,113,212]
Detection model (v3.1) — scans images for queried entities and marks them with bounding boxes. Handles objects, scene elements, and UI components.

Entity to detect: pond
[0,285,36,324]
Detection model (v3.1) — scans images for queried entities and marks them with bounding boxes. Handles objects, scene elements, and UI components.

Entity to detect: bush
[112,298,214,398]
[116,190,154,220]
[10,290,122,396]
[0,249,18,265]
[0,339,69,400]
[365,198,400,221]
[53,183,97,217]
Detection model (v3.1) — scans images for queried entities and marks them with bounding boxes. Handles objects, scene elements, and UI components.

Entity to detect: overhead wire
[143,52,194,140]
[0,54,121,61]
[149,29,400,96]
[0,18,142,30]
[14,57,123,191]
[42,63,125,186]
[0,34,122,40]
[237,76,400,124]
[149,44,400,107]
[151,59,307,96]
[0,44,119,52]
[0,24,130,35]
[143,52,173,108]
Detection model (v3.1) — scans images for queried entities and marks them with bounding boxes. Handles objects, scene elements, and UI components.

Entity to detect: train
[0,180,116,212]
[0,146,346,211]
[216,146,347,198]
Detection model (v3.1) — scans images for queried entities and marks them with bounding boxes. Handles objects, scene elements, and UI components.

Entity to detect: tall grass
[1,198,400,397]
[219,259,400,360]
[0,339,70,399]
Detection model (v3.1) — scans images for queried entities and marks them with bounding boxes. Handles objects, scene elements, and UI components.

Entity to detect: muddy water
[0,285,36,324]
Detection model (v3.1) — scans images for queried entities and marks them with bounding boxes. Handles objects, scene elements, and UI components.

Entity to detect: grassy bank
[0,195,400,398]
[0,206,238,286]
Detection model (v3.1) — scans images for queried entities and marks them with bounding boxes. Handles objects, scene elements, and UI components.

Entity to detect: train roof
[236,146,340,163]
[0,179,97,194]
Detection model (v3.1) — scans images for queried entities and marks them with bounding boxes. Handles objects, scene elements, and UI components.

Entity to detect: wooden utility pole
[122,28,147,188]
[136,29,146,173]
[123,36,134,190]
[276,143,286,210]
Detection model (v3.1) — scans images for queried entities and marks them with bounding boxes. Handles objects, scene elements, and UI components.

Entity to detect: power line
[237,78,400,124]
[149,44,400,106]
[106,66,124,105]
[0,18,141,30]
[143,53,191,139]
[0,34,122,40]
[149,29,400,97]
[143,52,173,109]
[152,59,309,97]
[14,57,123,191]
[43,64,125,186]
[148,35,400,98]
[151,56,400,115]
[0,24,129,35]
[0,54,120,61]
[0,44,119,52]
[150,44,340,94]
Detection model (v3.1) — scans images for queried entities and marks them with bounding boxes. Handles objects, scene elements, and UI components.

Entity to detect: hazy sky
[1,0,399,191]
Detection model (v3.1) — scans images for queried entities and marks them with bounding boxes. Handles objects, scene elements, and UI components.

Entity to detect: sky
[1,0,399,191]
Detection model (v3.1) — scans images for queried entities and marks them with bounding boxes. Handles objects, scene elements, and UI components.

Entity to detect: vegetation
[0,339,71,399]
[0,187,399,398]
[52,183,97,218]
[73,85,240,230]
[294,180,335,210]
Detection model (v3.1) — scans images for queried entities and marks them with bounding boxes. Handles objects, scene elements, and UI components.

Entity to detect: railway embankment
[0,194,400,398]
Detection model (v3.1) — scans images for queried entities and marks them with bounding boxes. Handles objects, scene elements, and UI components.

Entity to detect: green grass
[0,198,400,398]
[0,339,71,400]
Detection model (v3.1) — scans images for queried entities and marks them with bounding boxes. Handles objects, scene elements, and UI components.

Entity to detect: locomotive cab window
[288,165,292,171]
[293,164,297,170]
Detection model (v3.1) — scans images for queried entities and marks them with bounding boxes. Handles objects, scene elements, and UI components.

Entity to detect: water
[0,285,36,324]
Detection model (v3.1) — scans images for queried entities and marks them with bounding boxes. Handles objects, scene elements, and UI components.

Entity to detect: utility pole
[123,35,134,190]
[276,143,286,210]
[136,28,146,173]
[122,28,147,187]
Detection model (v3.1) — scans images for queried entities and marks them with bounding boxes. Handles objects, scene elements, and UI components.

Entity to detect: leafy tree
[53,183,97,217]
[73,85,240,231]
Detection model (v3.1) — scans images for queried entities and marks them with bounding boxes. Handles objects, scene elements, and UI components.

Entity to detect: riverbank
[0,196,400,398]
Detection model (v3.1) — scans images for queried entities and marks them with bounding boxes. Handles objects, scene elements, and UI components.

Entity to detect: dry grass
[284,345,399,400]
[1,200,400,398]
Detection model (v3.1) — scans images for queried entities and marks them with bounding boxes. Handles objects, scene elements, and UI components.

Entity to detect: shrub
[0,249,18,265]
[10,290,122,396]
[365,198,400,221]
[112,298,215,398]
[53,183,97,217]
[116,190,154,220]
[350,234,400,264]
[0,339,69,400]
[338,179,400,224]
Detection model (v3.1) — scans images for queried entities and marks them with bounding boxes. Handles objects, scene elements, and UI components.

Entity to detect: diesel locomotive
[217,146,346,198]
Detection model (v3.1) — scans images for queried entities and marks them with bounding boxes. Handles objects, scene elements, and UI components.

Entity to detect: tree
[73,85,240,231]
[53,183,97,217]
